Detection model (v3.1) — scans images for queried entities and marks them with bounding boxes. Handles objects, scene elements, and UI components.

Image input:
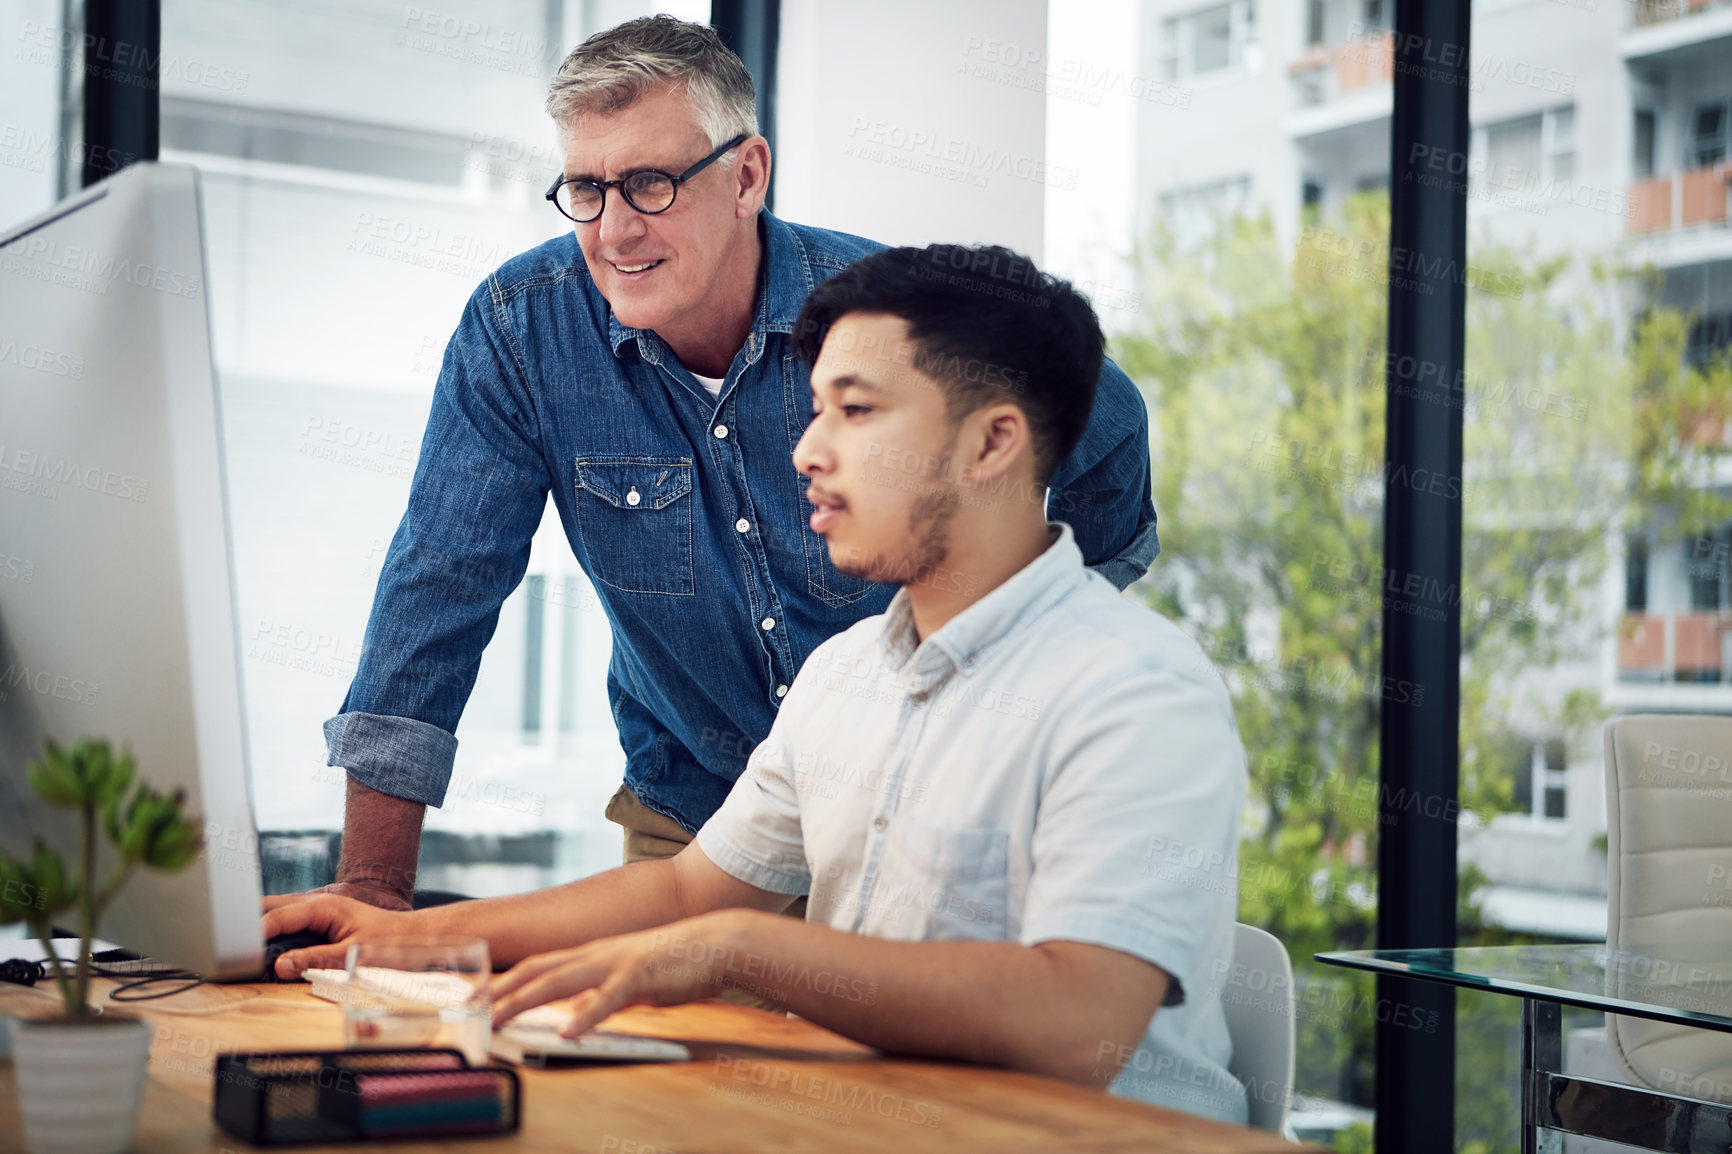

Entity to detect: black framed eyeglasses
[545,134,749,223]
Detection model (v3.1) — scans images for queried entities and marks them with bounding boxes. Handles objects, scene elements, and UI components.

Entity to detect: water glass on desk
[343,936,491,1066]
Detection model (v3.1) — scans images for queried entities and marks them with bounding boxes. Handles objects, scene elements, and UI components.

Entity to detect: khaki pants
[605,783,700,865]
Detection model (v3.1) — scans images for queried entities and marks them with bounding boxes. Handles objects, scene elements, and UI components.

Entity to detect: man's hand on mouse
[259,892,409,978]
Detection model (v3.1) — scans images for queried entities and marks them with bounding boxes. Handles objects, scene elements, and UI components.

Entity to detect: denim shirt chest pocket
[573,455,695,596]
[780,353,879,607]
[879,819,1010,941]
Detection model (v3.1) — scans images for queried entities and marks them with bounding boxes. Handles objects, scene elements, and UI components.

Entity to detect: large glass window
[158,0,709,896]
[1049,1,1389,1144]
[1053,1,1732,1148]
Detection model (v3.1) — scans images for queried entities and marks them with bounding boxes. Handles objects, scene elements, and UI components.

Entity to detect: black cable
[103,974,208,1001]
[88,958,207,1001]
[0,954,208,1001]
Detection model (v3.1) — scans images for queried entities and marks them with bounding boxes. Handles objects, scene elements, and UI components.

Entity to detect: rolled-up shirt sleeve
[696,705,813,896]
[1046,355,1159,592]
[323,277,552,808]
[1020,663,1245,1006]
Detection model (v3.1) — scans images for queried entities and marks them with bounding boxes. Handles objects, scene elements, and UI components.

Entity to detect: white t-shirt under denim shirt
[696,521,1249,1125]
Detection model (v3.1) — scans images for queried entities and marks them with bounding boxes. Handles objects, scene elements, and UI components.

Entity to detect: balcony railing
[1289,31,1393,108]
[1633,0,1731,28]
[1627,162,1732,235]
[1619,612,1732,681]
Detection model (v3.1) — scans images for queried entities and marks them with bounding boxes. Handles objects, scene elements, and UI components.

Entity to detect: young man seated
[262,243,1249,1125]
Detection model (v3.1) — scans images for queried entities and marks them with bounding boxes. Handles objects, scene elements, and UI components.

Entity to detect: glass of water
[343,936,491,1066]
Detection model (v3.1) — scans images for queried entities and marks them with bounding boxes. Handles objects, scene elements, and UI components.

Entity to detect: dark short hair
[793,244,1104,486]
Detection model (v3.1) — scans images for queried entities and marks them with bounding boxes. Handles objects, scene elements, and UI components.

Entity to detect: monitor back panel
[0,163,263,978]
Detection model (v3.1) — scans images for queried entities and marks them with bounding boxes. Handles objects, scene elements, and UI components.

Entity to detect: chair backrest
[1604,715,1732,1103]
[1223,922,1296,1134]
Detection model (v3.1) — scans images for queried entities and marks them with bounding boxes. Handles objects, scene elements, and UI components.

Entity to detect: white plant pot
[8,1015,151,1154]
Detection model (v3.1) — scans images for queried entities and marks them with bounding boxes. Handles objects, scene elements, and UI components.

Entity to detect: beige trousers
[603,784,809,917]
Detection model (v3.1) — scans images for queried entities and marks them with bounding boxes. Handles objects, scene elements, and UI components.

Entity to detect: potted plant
[0,738,202,1154]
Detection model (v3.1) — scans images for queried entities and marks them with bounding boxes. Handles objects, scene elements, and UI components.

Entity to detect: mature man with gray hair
[293,14,1160,910]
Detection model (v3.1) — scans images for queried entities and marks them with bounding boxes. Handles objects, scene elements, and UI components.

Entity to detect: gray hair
[545,15,758,162]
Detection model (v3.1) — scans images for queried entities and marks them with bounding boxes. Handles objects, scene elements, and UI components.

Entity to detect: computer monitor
[0,161,265,979]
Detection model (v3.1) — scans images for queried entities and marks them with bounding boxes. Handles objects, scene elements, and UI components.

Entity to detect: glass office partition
[158,0,709,895]
[1046,1,1392,1145]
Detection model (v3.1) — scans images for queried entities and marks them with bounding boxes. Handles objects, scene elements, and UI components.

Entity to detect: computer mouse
[262,928,332,983]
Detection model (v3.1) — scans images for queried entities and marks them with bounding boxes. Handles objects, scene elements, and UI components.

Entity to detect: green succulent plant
[0,738,203,1018]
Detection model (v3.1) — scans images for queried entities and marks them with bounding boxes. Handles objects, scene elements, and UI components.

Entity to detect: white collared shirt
[696,521,1248,1124]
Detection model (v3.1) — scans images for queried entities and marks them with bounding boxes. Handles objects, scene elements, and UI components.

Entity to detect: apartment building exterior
[1134,0,1732,939]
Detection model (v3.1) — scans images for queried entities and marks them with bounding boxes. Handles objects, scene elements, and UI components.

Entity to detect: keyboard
[489,1023,692,1065]
[301,967,691,1064]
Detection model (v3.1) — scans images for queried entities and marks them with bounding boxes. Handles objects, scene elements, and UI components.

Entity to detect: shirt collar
[880,522,1087,688]
[607,209,811,361]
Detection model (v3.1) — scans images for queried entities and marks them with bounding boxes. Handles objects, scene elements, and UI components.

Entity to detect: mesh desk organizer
[213,1048,520,1144]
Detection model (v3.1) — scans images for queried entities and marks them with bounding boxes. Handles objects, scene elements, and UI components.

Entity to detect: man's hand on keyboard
[487,910,750,1037]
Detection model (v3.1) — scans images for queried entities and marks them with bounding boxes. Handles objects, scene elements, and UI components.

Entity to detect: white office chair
[1223,921,1297,1135]
[1603,715,1732,1104]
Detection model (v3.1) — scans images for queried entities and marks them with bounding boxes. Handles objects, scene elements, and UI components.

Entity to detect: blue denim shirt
[324,210,1159,833]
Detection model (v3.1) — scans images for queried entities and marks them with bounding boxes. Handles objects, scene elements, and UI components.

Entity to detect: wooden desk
[0,979,1298,1152]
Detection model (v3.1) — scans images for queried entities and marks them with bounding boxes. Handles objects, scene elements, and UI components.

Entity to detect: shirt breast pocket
[800,476,882,607]
[883,820,1010,941]
[573,456,694,596]
[782,356,880,608]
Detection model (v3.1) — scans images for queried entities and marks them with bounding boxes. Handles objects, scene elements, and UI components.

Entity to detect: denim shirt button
[735,518,751,533]
[626,486,641,507]
[775,684,789,698]
[761,617,776,631]
[713,424,729,438]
